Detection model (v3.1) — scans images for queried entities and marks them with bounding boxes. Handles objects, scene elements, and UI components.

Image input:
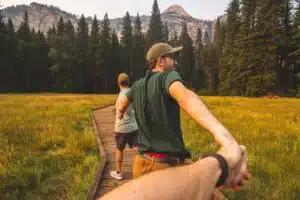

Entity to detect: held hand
[217,144,250,190]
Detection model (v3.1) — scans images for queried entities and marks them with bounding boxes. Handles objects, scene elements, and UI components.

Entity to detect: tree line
[0,0,300,96]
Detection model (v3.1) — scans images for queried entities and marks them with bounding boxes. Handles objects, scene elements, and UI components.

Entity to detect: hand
[217,144,250,190]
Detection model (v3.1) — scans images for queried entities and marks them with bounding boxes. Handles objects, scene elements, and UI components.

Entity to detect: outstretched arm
[99,145,248,200]
[169,81,237,148]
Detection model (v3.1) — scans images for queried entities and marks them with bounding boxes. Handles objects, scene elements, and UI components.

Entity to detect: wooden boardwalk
[89,105,136,200]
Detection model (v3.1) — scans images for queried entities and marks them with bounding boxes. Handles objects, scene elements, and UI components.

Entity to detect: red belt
[144,152,167,159]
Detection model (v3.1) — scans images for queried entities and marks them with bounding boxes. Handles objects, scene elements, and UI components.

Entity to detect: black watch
[200,154,229,187]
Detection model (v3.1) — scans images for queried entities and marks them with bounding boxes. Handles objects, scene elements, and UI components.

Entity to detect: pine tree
[147,0,163,47]
[132,13,146,81]
[292,1,300,96]
[194,28,205,91]
[162,22,169,42]
[57,16,64,36]
[246,0,281,96]
[179,22,195,85]
[0,8,8,91]
[5,18,17,91]
[277,0,294,96]
[89,15,102,93]
[111,29,121,92]
[31,31,50,91]
[99,13,111,93]
[203,29,210,47]
[16,10,33,91]
[74,14,90,92]
[121,12,133,74]
[219,0,240,95]
[233,0,257,95]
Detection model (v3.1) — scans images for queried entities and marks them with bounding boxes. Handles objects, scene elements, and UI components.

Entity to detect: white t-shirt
[114,88,138,133]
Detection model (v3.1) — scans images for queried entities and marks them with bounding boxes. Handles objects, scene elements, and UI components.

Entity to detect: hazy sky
[2,0,230,20]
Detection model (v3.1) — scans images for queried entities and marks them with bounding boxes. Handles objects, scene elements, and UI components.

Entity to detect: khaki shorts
[132,154,187,179]
[132,154,228,200]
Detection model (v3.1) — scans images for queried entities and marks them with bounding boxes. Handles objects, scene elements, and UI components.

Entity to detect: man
[101,144,249,200]
[110,73,138,180]
[117,43,248,198]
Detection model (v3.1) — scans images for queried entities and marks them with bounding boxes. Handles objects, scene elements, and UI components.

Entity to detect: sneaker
[110,170,123,180]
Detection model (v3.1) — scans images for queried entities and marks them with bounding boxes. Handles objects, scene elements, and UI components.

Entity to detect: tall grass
[1,95,299,199]
[181,97,300,200]
[0,94,116,200]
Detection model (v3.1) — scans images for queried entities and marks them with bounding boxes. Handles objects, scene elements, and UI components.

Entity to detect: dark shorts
[115,130,138,151]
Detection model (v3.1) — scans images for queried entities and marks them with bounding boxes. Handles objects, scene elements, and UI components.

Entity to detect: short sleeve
[164,71,184,95]
[126,84,135,102]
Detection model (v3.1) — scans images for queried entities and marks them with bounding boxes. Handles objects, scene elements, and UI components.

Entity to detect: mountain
[2,2,216,41]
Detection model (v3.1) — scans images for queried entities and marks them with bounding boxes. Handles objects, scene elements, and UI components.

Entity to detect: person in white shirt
[110,73,139,180]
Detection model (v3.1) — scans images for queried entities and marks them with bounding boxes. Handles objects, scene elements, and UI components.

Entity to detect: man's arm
[169,81,237,148]
[99,145,248,200]
[117,96,130,120]
[100,157,222,200]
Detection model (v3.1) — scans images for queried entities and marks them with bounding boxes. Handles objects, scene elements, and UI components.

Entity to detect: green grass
[1,95,299,199]
[181,97,300,200]
[0,94,116,200]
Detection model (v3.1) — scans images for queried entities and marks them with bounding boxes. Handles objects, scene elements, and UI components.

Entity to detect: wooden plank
[86,105,114,200]
[85,105,137,200]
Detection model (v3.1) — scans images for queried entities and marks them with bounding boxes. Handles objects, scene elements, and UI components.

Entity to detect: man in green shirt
[117,43,247,199]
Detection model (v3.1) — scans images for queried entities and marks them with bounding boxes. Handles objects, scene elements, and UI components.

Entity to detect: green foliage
[146,0,163,47]
[121,12,133,74]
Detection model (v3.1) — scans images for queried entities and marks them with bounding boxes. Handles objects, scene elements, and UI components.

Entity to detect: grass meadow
[0,94,116,200]
[1,94,299,199]
[182,97,300,200]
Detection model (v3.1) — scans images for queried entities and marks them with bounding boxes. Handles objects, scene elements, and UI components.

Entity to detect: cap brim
[169,46,183,54]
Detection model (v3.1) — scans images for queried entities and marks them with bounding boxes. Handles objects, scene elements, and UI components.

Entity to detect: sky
[2,0,231,20]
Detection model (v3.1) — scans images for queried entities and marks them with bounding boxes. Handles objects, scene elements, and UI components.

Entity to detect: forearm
[100,158,222,200]
[178,90,237,147]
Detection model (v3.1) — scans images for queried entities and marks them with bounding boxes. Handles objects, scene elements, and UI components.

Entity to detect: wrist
[200,154,229,187]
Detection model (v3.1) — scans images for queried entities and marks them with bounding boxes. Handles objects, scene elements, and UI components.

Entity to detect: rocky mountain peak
[163,4,191,18]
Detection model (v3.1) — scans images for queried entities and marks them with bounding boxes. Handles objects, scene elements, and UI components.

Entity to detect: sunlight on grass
[182,97,300,200]
[0,94,116,200]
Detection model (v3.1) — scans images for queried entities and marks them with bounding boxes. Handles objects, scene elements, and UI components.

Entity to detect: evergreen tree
[162,22,169,42]
[179,22,195,85]
[292,1,300,95]
[111,29,121,92]
[31,31,51,91]
[90,15,102,93]
[146,0,163,47]
[277,0,294,95]
[74,14,90,92]
[99,13,111,93]
[121,12,133,74]
[0,9,8,91]
[246,0,281,96]
[233,0,257,95]
[219,0,240,95]
[5,18,17,91]
[194,28,205,90]
[57,16,64,36]
[203,29,210,47]
[16,10,33,91]
[132,13,146,81]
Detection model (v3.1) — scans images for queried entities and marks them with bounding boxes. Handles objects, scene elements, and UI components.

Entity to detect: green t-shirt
[127,69,190,157]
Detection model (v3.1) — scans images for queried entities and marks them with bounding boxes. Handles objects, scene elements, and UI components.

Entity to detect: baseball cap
[146,43,183,63]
